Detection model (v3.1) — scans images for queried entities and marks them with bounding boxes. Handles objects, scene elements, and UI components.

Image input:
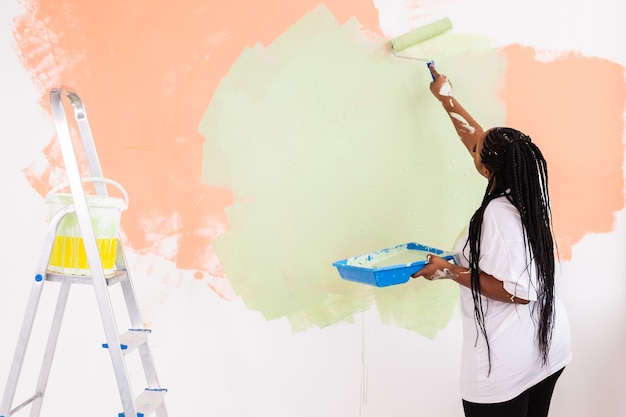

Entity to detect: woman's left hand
[411,254,454,281]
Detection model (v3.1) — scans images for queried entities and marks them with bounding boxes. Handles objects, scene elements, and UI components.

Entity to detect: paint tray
[332,242,457,287]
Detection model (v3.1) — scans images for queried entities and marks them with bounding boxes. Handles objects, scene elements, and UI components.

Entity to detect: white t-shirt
[454,196,572,403]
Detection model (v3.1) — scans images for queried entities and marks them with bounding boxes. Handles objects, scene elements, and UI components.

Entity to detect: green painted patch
[199,4,503,336]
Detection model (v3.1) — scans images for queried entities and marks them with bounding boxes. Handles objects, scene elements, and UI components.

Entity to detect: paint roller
[390,17,453,80]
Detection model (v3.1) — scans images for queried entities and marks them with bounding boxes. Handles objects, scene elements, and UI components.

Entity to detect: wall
[0,0,624,416]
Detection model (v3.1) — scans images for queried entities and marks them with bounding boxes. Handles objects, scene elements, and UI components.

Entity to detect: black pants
[462,368,565,417]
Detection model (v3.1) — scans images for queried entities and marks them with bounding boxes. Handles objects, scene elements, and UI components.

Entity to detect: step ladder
[0,87,168,417]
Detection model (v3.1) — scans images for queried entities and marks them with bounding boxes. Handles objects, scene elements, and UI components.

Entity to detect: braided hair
[465,127,555,374]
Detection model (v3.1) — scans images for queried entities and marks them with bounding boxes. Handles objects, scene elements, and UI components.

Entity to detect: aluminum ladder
[0,87,168,417]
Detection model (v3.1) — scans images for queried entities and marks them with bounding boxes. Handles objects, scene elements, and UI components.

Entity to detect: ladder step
[45,269,129,286]
[118,388,167,417]
[102,329,151,353]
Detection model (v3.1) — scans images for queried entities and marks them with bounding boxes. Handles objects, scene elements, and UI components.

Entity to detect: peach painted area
[499,45,626,259]
[13,0,380,297]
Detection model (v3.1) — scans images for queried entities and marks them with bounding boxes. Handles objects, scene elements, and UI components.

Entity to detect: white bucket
[45,177,129,277]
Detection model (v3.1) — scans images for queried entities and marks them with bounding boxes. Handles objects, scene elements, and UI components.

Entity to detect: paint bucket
[45,177,129,277]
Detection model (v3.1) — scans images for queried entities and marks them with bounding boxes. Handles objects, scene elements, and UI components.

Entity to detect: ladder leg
[120,263,169,417]
[137,343,168,416]
[155,402,168,417]
[92,273,137,417]
[117,249,143,329]
[118,246,162,386]
[29,281,71,417]
[0,276,46,417]
[118,244,168,417]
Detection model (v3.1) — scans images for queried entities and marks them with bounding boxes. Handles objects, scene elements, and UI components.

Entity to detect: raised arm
[428,66,484,157]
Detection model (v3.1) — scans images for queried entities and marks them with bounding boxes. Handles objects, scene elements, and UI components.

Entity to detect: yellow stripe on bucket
[49,236,119,273]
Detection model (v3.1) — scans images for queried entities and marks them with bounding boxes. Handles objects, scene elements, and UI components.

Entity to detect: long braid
[465,127,556,373]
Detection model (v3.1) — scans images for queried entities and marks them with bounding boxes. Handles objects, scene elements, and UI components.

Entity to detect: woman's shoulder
[485,194,516,211]
[484,194,521,224]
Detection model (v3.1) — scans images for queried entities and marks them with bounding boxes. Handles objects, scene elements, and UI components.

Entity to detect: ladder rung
[102,329,151,354]
[6,391,43,416]
[118,388,167,417]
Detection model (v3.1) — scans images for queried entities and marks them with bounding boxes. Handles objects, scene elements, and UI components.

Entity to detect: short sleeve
[478,198,538,301]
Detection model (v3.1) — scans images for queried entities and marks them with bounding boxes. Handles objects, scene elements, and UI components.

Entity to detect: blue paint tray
[333,242,457,287]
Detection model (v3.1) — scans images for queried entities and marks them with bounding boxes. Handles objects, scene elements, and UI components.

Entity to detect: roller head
[391,17,453,52]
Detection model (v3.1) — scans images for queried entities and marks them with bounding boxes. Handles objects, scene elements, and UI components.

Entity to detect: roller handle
[427,61,436,81]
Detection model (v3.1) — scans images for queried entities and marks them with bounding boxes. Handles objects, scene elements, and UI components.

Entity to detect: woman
[412,67,572,417]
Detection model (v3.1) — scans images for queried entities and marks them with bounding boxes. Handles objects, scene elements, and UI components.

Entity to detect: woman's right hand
[429,66,453,102]
[426,65,486,160]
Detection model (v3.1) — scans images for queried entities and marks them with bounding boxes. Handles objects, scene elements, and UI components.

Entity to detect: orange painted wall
[13,0,626,297]
[16,0,380,300]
